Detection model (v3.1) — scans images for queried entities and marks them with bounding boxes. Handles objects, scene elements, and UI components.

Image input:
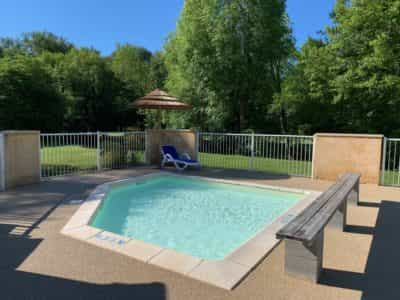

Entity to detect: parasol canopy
[128,89,191,111]
[128,89,191,128]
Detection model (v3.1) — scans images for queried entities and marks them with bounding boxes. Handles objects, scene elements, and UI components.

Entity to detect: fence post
[195,131,200,161]
[97,131,101,171]
[380,137,387,185]
[38,133,42,180]
[250,133,255,171]
[0,133,5,191]
[311,134,317,179]
[144,131,148,164]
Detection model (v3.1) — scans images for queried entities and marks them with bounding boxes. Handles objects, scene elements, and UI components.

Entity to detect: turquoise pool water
[90,175,302,260]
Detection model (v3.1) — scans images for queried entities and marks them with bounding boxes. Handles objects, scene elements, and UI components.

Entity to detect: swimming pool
[90,175,302,260]
[62,172,319,289]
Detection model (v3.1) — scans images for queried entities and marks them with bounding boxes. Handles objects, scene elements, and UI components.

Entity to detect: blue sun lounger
[161,145,201,171]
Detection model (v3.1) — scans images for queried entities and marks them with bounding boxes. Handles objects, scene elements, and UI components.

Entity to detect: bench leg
[348,181,360,206]
[328,200,347,230]
[284,230,324,283]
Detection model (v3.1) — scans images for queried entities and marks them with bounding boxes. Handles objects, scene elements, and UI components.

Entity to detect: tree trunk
[239,97,247,131]
[272,61,287,134]
[279,105,287,134]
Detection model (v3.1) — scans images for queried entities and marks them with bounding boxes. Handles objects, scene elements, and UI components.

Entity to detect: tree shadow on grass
[169,167,291,180]
[320,200,400,300]
[0,223,167,300]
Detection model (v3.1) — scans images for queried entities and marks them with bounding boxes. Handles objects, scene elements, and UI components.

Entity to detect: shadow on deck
[0,172,167,299]
[0,222,167,300]
[320,200,400,300]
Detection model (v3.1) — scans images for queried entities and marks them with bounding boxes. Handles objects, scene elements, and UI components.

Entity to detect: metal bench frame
[276,173,360,282]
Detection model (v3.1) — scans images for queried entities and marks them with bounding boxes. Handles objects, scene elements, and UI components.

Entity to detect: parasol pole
[155,110,162,129]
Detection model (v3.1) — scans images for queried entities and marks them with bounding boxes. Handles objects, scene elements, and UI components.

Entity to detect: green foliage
[55,48,122,131]
[111,45,170,129]
[0,32,159,132]
[275,39,338,134]
[149,51,168,90]
[0,31,73,56]
[164,0,294,132]
[280,0,400,136]
[21,32,74,55]
[111,44,152,99]
[0,54,64,131]
[2,0,400,137]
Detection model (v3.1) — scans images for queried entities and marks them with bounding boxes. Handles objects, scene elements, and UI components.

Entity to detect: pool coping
[61,171,321,290]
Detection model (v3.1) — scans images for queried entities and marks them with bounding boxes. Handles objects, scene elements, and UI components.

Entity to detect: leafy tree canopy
[0,31,73,56]
[0,54,64,131]
[280,0,400,136]
[164,0,294,132]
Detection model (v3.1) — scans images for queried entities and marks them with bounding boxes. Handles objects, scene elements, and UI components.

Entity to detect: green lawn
[199,153,312,177]
[41,146,97,175]
[41,146,145,177]
[41,146,312,177]
[41,146,400,185]
[381,170,400,186]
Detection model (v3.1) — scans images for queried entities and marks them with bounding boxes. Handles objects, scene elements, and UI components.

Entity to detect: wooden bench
[276,173,360,282]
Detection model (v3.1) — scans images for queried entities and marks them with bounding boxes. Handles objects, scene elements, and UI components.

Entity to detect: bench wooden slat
[277,174,349,237]
[294,178,356,242]
[277,173,360,243]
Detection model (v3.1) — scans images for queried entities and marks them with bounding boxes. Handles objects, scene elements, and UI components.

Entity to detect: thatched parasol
[128,89,191,128]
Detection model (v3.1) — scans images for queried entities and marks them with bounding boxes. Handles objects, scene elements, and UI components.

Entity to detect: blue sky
[0,0,336,55]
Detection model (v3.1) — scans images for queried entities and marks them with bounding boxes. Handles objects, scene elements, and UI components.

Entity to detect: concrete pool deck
[1,167,400,299]
[61,172,321,290]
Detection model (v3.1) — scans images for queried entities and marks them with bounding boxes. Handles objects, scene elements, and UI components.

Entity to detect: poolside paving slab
[62,225,101,240]
[61,209,95,231]
[189,259,251,290]
[150,249,203,274]
[228,234,280,267]
[116,239,164,262]
[86,231,131,252]
[78,199,101,212]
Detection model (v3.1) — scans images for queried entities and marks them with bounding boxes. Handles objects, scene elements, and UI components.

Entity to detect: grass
[41,146,312,178]
[381,170,400,186]
[199,153,312,177]
[41,146,97,174]
[41,146,145,177]
[41,146,400,186]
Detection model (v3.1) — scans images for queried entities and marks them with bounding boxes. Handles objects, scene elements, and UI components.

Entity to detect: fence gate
[40,132,146,178]
[99,132,146,171]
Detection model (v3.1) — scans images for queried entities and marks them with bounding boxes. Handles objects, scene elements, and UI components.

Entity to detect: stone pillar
[0,131,41,191]
[145,129,198,165]
[312,133,383,184]
[284,230,324,282]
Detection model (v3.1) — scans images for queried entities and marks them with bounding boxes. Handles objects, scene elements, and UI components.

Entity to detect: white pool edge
[61,171,321,290]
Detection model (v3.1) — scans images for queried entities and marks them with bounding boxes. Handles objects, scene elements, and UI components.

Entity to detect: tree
[22,32,74,55]
[280,0,400,136]
[276,39,338,134]
[165,0,294,132]
[0,55,64,131]
[0,37,24,57]
[56,48,122,131]
[0,31,73,56]
[328,0,400,135]
[111,44,152,99]
[111,44,168,129]
[149,51,168,90]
